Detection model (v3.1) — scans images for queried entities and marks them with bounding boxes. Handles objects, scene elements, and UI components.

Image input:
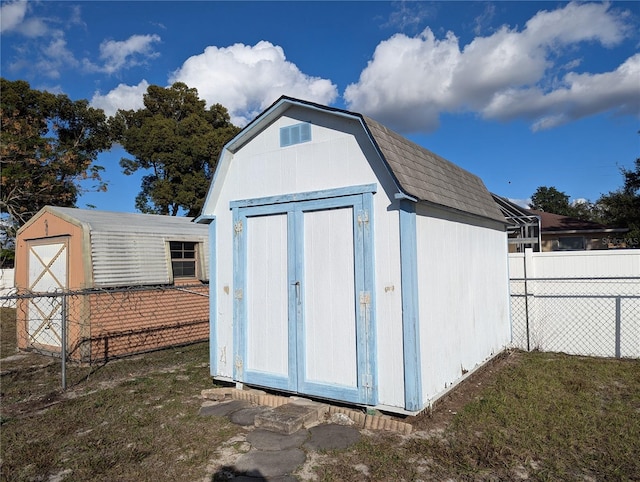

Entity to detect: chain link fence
[510,277,640,358]
[4,276,638,396]
[1,283,210,390]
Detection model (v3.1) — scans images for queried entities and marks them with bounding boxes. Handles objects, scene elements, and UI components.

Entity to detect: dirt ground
[1,347,519,430]
[407,349,521,433]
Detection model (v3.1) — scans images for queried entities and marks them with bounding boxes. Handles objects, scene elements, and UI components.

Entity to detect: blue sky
[1,1,639,213]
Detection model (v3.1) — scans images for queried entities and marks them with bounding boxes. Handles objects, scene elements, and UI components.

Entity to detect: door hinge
[362,374,373,388]
[235,355,244,375]
[359,291,371,305]
[357,210,369,227]
[234,220,243,235]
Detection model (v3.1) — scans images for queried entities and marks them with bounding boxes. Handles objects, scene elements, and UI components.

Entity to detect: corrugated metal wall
[90,232,209,288]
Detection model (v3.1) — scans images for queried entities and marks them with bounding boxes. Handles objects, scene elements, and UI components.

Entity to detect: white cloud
[2,2,75,78]
[169,41,338,126]
[473,3,496,36]
[522,1,627,48]
[344,29,461,133]
[84,34,161,74]
[0,0,48,37]
[384,1,436,32]
[571,198,589,206]
[485,54,640,130]
[345,1,636,133]
[90,80,150,117]
[36,36,79,78]
[1,0,28,33]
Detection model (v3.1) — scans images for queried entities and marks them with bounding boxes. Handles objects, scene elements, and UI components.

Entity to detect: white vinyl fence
[509,249,640,358]
[0,268,15,308]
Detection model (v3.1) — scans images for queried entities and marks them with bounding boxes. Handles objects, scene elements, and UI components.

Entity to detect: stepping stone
[247,428,309,451]
[229,406,273,426]
[254,403,320,434]
[234,448,306,478]
[304,424,361,451]
[198,399,250,417]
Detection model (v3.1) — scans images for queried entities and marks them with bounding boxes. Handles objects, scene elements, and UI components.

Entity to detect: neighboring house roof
[528,209,628,235]
[19,206,209,287]
[490,194,628,236]
[216,96,505,224]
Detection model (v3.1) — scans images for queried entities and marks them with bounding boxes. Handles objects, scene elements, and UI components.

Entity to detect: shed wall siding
[416,208,510,405]
[206,111,406,407]
[15,212,87,290]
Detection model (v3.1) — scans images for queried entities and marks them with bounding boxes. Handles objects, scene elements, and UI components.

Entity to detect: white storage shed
[198,96,510,414]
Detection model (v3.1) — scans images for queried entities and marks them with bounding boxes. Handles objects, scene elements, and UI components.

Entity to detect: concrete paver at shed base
[234,448,306,478]
[230,406,273,426]
[247,429,310,451]
[199,388,412,479]
[254,402,324,435]
[198,399,250,417]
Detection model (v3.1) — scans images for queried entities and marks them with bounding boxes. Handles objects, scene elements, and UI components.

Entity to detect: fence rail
[3,276,638,394]
[1,283,210,389]
[510,277,639,358]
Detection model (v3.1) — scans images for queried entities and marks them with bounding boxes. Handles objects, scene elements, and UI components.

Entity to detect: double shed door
[232,187,376,405]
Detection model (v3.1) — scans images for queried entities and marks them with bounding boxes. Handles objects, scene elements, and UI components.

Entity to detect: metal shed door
[233,190,375,405]
[26,238,69,348]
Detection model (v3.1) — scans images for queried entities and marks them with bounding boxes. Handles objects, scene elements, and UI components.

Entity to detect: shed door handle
[293,281,300,299]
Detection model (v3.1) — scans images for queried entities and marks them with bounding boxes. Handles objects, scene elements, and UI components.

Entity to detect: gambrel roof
[210,96,505,224]
[362,115,504,223]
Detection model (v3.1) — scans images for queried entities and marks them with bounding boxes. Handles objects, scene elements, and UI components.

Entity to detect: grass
[315,351,640,481]
[0,308,241,481]
[2,307,639,481]
[0,308,17,358]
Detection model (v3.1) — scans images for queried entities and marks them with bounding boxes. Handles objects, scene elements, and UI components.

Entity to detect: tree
[594,158,640,244]
[0,78,112,266]
[112,82,240,216]
[529,186,575,216]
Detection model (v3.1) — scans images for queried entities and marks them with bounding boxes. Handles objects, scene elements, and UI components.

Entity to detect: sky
[1,0,639,214]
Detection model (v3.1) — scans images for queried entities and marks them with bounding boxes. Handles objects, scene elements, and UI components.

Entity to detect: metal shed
[15,206,210,360]
[198,96,511,414]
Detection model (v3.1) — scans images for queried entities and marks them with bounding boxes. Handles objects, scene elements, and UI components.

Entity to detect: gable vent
[280,122,311,147]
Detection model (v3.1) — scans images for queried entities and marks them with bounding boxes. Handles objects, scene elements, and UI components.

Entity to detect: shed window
[280,122,311,147]
[170,241,197,278]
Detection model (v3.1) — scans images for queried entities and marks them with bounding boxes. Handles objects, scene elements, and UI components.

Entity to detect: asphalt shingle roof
[362,115,505,223]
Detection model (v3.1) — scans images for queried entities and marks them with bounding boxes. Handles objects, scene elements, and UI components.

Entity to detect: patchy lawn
[314,350,640,481]
[1,308,241,481]
[2,307,639,481]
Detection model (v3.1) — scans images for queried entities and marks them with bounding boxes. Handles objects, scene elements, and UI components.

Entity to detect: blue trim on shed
[232,184,378,406]
[229,184,377,209]
[399,200,422,411]
[232,207,246,382]
[362,191,378,405]
[208,218,217,376]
